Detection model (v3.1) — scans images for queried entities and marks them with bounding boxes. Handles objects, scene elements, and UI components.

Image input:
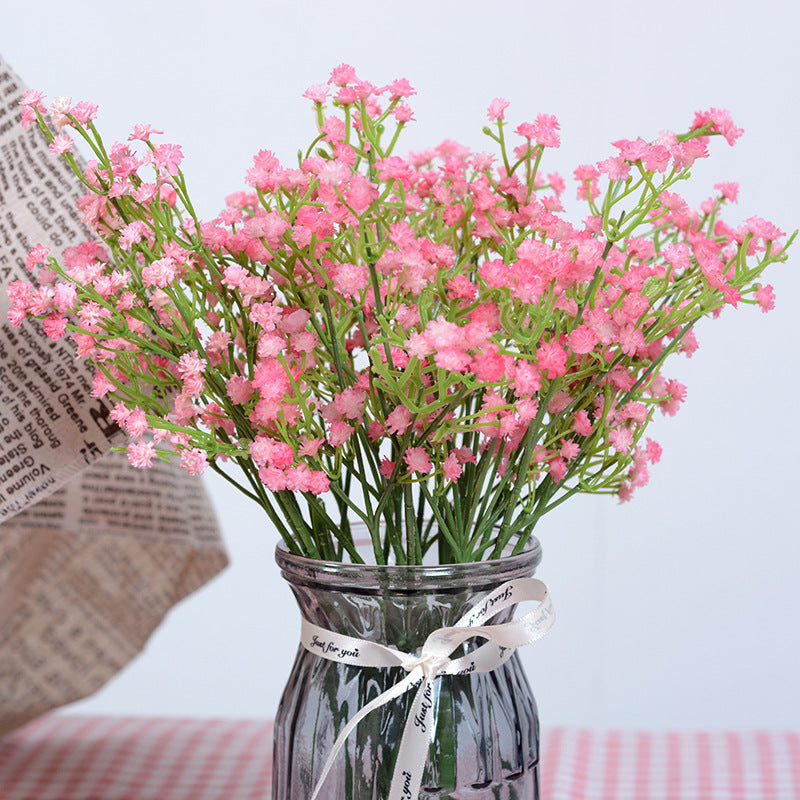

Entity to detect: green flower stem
[420,481,463,562]
[270,490,321,560]
[214,460,302,555]
[495,121,513,177]
[326,479,389,564]
[450,486,465,556]
[287,491,335,560]
[493,379,559,556]
[466,442,512,550]
[403,483,421,564]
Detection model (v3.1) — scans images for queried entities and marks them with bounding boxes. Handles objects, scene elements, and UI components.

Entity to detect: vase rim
[275,535,542,592]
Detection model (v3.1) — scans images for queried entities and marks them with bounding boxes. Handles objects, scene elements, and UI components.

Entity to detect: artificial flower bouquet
[9,64,794,566]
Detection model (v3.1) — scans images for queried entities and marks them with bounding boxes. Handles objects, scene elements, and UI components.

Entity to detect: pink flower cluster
[9,65,791,544]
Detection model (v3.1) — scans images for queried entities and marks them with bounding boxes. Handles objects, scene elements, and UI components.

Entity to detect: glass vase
[272,539,543,800]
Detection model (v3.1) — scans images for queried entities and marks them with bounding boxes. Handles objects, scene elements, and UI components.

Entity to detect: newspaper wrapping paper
[301,576,555,800]
[0,54,228,737]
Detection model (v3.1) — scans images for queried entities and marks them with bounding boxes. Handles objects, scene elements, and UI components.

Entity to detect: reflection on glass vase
[273,539,543,799]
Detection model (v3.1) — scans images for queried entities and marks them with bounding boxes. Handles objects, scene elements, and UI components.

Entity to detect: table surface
[1,715,799,799]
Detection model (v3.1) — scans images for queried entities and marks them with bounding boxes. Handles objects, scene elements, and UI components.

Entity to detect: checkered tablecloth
[541,728,800,799]
[1,715,799,799]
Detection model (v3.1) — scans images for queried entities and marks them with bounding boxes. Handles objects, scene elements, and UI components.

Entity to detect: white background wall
[4,0,798,730]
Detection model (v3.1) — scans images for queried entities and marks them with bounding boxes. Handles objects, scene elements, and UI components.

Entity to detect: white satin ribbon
[301,576,555,800]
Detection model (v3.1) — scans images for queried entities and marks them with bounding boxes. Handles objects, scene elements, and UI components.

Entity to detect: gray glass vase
[273,540,543,799]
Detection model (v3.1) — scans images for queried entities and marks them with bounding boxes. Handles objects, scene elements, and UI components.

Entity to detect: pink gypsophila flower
[206,330,232,362]
[69,101,98,125]
[754,284,775,312]
[473,348,506,382]
[537,340,568,379]
[180,448,208,475]
[404,446,432,474]
[597,156,630,181]
[447,275,477,300]
[19,105,35,128]
[435,348,472,372]
[298,436,324,458]
[150,143,184,174]
[715,182,739,202]
[260,465,287,492]
[302,84,329,103]
[41,315,67,340]
[110,402,131,425]
[742,216,785,242]
[386,405,412,435]
[20,89,45,108]
[645,438,662,463]
[329,63,358,87]
[618,483,634,503]
[487,98,509,121]
[252,359,290,400]
[453,447,477,465]
[142,256,177,288]
[384,78,416,100]
[126,407,149,438]
[628,458,650,489]
[127,441,156,469]
[513,361,541,396]
[392,104,415,123]
[572,410,593,437]
[333,263,369,295]
[442,452,462,482]
[367,420,385,442]
[305,470,329,495]
[48,96,72,129]
[269,442,295,470]
[249,435,273,467]
[617,324,646,357]
[91,371,114,398]
[659,379,687,416]
[167,431,188,447]
[327,420,354,446]
[567,324,598,355]
[560,441,580,461]
[692,108,743,145]
[516,398,539,422]
[49,134,74,155]
[334,388,367,420]
[609,426,634,454]
[129,124,164,142]
[284,464,312,493]
[531,114,560,148]
[548,457,567,482]
[177,351,207,379]
[26,243,50,271]
[279,308,311,334]
[226,375,253,403]
[202,403,235,436]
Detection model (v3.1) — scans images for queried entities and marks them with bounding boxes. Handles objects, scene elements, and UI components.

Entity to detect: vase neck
[277,544,541,648]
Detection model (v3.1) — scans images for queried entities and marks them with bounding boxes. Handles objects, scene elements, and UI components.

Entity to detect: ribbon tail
[388,677,437,800]
[309,668,422,800]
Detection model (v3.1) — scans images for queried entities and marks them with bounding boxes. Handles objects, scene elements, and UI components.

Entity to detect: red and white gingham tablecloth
[1,715,799,799]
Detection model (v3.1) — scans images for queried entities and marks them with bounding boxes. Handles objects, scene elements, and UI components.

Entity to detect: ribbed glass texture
[273,540,542,799]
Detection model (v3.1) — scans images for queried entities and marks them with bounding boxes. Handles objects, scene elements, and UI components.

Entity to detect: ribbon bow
[301,576,555,800]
